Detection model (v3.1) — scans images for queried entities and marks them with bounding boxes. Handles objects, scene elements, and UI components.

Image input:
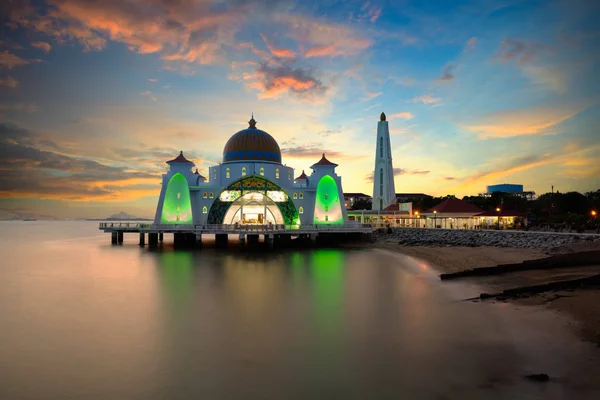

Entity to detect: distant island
[86,211,152,221]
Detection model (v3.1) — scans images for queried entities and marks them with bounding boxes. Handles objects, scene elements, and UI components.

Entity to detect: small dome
[223,115,281,163]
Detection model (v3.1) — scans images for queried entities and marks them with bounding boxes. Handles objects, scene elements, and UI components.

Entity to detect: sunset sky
[1,0,599,219]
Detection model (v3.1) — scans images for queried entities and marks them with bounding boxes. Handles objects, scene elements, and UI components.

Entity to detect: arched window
[202,206,207,214]
[209,192,214,199]
[379,136,383,157]
[275,168,279,179]
[379,168,383,196]
[325,215,329,222]
[299,192,304,199]
[226,168,230,179]
[293,192,298,199]
[203,192,207,199]
[260,167,265,176]
[299,206,304,214]
[380,199,383,209]
[242,167,247,176]
[325,205,328,212]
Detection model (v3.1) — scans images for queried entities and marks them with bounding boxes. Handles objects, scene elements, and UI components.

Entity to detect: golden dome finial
[249,113,257,128]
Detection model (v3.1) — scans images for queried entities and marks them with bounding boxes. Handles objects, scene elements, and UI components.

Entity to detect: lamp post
[434,210,437,229]
[496,207,501,230]
[592,210,598,233]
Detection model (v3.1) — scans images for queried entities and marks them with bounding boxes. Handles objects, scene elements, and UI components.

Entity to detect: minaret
[372,112,396,210]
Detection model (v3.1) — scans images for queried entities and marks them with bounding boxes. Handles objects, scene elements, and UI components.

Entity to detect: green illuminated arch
[207,176,298,225]
[160,173,193,224]
[314,175,343,225]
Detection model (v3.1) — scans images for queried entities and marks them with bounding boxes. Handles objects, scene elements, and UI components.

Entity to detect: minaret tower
[372,112,396,210]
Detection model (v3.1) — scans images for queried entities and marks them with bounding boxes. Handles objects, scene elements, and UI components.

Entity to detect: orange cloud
[463,106,585,139]
[31,41,51,53]
[412,94,441,104]
[0,75,18,88]
[0,51,29,69]
[390,112,414,120]
[260,33,296,58]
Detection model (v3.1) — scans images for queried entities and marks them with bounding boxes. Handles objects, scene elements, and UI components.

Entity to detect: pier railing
[99,221,372,233]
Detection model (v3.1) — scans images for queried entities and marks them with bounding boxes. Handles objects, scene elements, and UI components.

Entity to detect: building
[343,192,372,209]
[153,115,348,227]
[482,183,535,200]
[372,112,396,210]
[421,198,484,229]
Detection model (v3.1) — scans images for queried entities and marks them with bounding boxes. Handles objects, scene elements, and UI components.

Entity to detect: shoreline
[369,241,600,346]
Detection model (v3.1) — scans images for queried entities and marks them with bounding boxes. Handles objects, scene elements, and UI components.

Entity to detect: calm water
[0,221,598,399]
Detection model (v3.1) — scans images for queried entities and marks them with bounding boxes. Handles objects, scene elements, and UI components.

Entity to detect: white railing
[99,222,372,232]
[99,222,152,229]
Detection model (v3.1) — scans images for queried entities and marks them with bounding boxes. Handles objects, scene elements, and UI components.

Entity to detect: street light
[433,210,437,228]
[496,207,501,230]
[414,210,420,228]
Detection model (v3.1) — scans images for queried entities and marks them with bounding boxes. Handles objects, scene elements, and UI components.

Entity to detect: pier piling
[111,231,118,244]
[148,233,158,248]
[117,231,124,244]
[139,232,145,246]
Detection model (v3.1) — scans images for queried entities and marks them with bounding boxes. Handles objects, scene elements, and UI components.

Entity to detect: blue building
[486,184,524,194]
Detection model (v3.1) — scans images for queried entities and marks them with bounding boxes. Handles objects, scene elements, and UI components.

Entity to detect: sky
[0,0,599,219]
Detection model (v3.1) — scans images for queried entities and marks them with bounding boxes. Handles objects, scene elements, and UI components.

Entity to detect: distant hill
[87,211,152,221]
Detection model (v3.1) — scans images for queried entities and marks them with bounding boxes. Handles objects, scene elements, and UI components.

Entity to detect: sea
[0,221,598,399]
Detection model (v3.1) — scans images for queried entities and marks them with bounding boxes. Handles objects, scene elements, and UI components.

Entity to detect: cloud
[318,128,342,137]
[390,112,414,120]
[436,65,454,82]
[522,64,568,94]
[463,106,585,139]
[444,177,457,181]
[412,94,441,104]
[365,167,430,182]
[281,144,344,159]
[260,33,296,58]
[140,90,156,101]
[31,41,51,53]
[358,2,382,23]
[0,51,29,69]
[0,123,160,201]
[465,37,477,50]
[362,91,382,101]
[148,78,158,82]
[0,75,18,88]
[493,38,552,65]
[0,102,38,112]
[247,62,328,103]
[277,14,372,58]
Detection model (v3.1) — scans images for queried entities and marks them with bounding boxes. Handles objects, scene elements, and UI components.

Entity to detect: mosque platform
[98,221,373,247]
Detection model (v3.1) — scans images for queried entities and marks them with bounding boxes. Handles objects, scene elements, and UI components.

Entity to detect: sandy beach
[375,241,600,346]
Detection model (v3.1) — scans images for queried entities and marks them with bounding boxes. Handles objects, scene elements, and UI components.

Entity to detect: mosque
[153,115,348,228]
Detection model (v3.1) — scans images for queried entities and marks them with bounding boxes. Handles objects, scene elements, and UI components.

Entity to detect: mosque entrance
[223,192,284,225]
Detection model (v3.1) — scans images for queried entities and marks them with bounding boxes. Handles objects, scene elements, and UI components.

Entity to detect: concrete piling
[148,233,158,248]
[117,231,124,244]
[159,232,164,242]
[111,231,118,244]
[139,232,145,246]
[215,234,228,247]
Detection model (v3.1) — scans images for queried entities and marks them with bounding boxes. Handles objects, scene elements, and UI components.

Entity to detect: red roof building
[166,151,193,164]
[311,153,338,168]
[295,170,308,180]
[422,198,483,216]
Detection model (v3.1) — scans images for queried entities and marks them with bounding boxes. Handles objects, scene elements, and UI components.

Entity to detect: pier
[99,222,373,248]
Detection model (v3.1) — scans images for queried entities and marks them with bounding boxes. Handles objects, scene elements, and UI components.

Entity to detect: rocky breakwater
[377,228,600,249]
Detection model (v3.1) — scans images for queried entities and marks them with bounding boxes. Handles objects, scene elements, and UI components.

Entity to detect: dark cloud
[0,123,160,200]
[444,176,457,181]
[365,167,430,182]
[252,62,328,102]
[281,144,343,159]
[436,65,454,82]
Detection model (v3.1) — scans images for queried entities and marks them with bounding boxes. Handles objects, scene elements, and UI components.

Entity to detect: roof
[295,170,308,180]
[477,209,528,217]
[344,192,371,198]
[167,151,193,164]
[422,198,483,214]
[384,203,400,211]
[311,153,338,168]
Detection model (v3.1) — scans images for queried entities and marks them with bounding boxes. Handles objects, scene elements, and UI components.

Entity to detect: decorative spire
[380,111,386,121]
[248,113,257,129]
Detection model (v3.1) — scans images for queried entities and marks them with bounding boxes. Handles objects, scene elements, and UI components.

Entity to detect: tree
[351,198,372,210]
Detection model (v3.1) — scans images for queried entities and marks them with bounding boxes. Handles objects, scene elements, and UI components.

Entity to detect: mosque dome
[223,115,281,163]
